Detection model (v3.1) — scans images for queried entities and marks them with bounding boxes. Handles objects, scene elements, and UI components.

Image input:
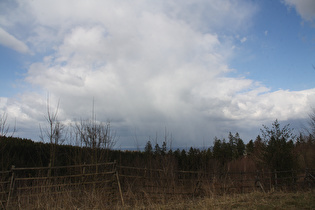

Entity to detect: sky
[0,0,315,149]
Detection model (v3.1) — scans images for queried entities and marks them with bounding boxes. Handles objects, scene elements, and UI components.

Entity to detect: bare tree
[76,120,115,148]
[308,108,315,136]
[0,112,16,137]
[40,97,64,169]
[0,112,16,171]
[75,119,116,163]
[74,101,116,164]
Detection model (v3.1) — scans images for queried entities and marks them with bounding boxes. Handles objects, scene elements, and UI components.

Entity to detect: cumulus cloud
[282,0,315,21]
[0,0,314,146]
[240,37,247,43]
[0,27,29,53]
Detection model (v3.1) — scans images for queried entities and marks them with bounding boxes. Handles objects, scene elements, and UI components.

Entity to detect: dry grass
[120,191,315,210]
[7,190,314,209]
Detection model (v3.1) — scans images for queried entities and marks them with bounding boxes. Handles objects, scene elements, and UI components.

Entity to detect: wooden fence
[0,161,124,209]
[0,163,314,208]
[117,166,314,203]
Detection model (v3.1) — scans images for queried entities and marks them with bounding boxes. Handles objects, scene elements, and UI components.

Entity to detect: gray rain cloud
[0,0,314,148]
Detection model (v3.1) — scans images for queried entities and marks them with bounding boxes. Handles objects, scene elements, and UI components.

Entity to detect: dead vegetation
[1,162,314,209]
[3,190,314,209]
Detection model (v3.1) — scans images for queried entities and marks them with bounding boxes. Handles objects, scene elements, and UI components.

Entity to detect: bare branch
[39,95,64,167]
[0,112,16,137]
[0,112,9,137]
[308,107,315,136]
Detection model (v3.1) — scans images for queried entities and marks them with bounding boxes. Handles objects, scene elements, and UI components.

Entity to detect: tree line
[1,119,314,174]
[1,105,315,174]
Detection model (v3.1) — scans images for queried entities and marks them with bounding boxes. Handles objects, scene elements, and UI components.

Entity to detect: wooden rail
[0,164,314,208]
[0,162,124,208]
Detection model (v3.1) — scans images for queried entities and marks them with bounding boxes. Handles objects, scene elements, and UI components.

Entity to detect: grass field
[138,191,315,210]
[10,190,314,209]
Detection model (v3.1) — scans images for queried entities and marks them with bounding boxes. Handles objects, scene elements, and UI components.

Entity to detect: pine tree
[246,140,254,155]
[261,120,297,172]
[144,141,153,154]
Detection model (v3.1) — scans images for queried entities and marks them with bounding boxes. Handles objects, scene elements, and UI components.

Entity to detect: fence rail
[0,162,123,209]
[0,163,314,208]
[117,166,315,202]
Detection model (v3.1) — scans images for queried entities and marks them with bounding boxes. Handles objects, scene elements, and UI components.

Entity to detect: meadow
[5,190,314,209]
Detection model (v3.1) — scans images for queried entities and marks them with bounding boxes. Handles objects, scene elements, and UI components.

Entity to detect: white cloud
[0,0,314,146]
[0,27,29,53]
[240,37,247,43]
[226,88,315,120]
[264,30,268,36]
[282,0,315,21]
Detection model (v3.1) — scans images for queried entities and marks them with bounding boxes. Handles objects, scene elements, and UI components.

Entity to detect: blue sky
[230,0,315,91]
[0,0,314,148]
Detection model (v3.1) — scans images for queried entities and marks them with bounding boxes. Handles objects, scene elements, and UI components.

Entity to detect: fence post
[6,165,15,208]
[291,169,295,190]
[255,170,259,190]
[255,170,265,193]
[81,162,86,183]
[114,161,124,206]
[47,162,51,177]
[274,169,277,190]
[240,171,243,193]
[304,168,310,189]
